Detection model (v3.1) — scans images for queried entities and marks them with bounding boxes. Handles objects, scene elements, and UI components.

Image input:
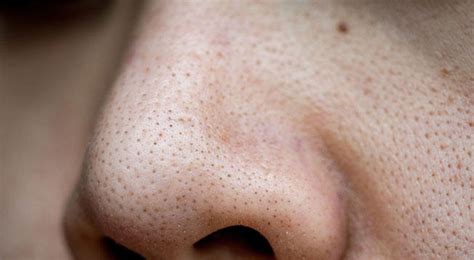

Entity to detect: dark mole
[337,22,348,34]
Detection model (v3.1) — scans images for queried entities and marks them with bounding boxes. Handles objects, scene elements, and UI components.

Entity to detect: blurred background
[0,1,143,258]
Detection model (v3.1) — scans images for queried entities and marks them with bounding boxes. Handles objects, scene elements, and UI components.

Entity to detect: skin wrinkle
[63,1,473,259]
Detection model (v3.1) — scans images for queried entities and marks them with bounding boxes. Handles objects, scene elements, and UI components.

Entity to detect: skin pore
[2,0,473,259]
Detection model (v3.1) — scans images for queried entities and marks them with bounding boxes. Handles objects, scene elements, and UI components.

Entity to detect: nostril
[102,236,145,260]
[193,226,275,259]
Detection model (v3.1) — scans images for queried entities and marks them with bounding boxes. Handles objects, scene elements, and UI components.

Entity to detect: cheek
[320,70,473,258]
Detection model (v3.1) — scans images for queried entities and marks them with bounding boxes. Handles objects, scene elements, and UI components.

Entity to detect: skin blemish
[440,68,450,77]
[337,22,349,34]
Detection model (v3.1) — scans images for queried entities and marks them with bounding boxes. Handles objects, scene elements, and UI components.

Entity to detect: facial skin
[61,0,473,259]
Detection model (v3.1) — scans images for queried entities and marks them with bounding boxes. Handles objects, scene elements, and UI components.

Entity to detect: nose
[64,2,347,259]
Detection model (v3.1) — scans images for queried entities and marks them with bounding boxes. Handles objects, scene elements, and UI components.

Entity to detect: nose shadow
[193,225,275,260]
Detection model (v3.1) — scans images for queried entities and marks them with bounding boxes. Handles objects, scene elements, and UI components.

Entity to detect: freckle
[440,68,450,77]
[337,22,349,34]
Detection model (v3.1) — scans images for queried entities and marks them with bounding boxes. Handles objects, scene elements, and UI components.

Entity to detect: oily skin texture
[65,1,473,259]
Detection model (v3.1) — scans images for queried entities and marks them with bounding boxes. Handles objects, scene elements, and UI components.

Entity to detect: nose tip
[67,95,348,259]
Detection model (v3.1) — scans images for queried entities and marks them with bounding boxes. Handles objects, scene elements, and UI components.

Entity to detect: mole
[337,22,349,34]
